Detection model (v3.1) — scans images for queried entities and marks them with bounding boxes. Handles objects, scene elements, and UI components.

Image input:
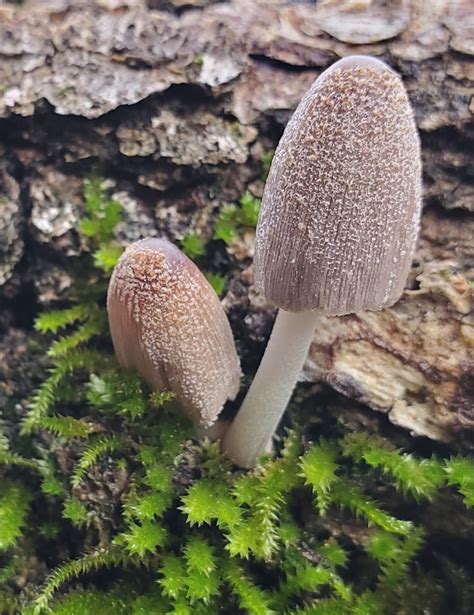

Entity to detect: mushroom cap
[255,55,422,315]
[107,238,241,427]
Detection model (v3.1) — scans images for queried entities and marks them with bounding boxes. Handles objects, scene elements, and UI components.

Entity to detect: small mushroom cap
[255,55,422,315]
[107,238,241,427]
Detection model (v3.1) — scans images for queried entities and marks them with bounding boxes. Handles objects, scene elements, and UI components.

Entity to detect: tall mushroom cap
[107,238,241,427]
[255,55,422,315]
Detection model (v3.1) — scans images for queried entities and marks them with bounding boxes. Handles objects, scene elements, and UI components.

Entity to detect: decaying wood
[304,208,473,444]
[0,0,472,445]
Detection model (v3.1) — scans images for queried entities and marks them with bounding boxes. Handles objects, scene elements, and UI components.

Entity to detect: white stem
[222,309,319,468]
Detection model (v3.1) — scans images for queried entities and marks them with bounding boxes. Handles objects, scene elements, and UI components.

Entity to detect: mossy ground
[0,179,473,615]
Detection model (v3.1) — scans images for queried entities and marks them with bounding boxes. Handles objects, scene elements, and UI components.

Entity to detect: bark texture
[0,0,473,445]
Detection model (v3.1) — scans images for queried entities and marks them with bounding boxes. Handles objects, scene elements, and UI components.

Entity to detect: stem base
[222,309,319,468]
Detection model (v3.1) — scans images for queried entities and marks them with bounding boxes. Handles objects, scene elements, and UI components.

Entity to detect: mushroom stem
[222,308,319,468]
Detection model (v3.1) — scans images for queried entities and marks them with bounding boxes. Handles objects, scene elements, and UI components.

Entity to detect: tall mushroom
[223,55,422,468]
[107,238,241,428]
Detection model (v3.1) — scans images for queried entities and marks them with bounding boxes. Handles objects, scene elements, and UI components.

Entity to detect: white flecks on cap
[107,238,241,426]
[255,55,422,314]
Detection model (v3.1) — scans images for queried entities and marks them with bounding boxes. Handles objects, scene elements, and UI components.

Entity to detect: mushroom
[107,238,241,428]
[222,55,422,468]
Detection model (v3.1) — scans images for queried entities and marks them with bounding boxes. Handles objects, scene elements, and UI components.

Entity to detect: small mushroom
[223,55,422,468]
[107,238,241,427]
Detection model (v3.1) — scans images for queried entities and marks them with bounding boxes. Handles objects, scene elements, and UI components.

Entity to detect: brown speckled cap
[107,238,241,427]
[255,55,422,315]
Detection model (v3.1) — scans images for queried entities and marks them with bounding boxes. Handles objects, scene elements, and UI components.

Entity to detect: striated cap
[107,238,241,427]
[255,55,422,315]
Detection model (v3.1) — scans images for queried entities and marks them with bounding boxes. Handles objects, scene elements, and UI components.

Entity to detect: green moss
[204,272,227,297]
[445,457,474,507]
[79,177,122,245]
[180,233,206,260]
[1,176,474,614]
[342,432,445,501]
[299,438,339,514]
[63,497,89,527]
[261,148,275,181]
[0,482,31,551]
[71,436,122,488]
[213,204,240,244]
[214,192,261,245]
